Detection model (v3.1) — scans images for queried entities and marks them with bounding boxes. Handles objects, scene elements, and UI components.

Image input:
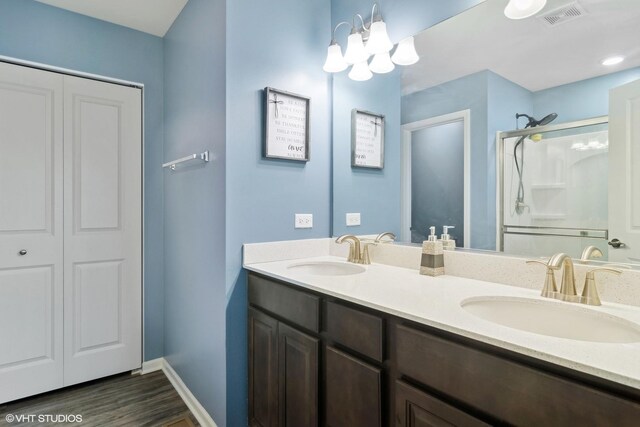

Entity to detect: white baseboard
[141,358,217,427]
[141,358,164,374]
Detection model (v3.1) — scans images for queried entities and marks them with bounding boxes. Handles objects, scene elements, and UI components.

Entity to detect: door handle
[608,239,625,249]
[18,249,27,256]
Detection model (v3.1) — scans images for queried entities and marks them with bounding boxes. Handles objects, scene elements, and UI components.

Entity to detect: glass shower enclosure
[497,116,609,260]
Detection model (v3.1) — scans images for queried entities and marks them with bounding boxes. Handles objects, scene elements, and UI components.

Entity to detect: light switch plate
[295,214,313,229]
[346,213,361,226]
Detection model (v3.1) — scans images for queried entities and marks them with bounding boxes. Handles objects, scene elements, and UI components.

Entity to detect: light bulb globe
[391,36,419,66]
[344,32,368,65]
[365,20,393,55]
[369,52,395,74]
[323,43,348,73]
[504,0,547,19]
[348,61,373,81]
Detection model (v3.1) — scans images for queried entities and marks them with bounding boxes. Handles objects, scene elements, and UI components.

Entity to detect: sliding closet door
[0,62,64,403]
[63,76,142,385]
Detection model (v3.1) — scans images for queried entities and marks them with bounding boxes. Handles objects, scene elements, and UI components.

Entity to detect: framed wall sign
[264,87,310,162]
[351,109,385,169]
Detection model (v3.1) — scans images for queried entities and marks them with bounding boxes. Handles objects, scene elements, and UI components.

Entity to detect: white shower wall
[503,127,609,259]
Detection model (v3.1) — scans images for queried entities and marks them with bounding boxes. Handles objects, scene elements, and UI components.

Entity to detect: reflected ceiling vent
[538,2,587,27]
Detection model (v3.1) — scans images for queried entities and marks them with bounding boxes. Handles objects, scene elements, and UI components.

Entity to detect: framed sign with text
[351,109,384,169]
[264,87,310,162]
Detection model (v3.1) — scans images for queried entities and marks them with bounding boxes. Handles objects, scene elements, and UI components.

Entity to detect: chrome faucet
[335,235,362,263]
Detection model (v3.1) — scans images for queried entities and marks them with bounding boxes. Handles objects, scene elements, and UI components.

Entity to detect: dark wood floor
[0,371,198,427]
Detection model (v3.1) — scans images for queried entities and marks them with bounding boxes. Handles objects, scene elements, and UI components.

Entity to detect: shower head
[538,113,558,126]
[516,112,558,128]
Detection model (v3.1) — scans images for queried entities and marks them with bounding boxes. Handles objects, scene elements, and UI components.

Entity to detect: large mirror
[332,0,640,264]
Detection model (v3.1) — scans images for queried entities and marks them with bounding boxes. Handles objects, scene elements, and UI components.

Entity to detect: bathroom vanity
[244,242,640,427]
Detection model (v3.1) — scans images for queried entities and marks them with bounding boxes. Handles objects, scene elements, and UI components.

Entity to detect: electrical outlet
[346,213,361,226]
[295,214,313,229]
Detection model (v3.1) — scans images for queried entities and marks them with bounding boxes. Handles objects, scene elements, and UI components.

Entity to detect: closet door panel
[63,75,142,386]
[0,61,64,403]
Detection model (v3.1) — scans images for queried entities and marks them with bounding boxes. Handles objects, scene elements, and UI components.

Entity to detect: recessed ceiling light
[602,56,625,66]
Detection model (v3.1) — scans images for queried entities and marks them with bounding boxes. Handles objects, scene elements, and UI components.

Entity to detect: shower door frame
[495,115,609,252]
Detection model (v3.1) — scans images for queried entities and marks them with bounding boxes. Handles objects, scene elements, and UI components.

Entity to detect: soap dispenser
[420,226,444,277]
[441,225,456,251]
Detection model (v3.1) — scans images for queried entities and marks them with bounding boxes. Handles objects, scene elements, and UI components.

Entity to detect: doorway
[401,110,470,246]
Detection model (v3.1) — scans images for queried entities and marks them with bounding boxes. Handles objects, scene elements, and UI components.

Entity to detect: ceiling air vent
[538,2,587,27]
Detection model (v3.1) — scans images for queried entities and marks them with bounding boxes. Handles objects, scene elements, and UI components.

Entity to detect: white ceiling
[36,0,188,37]
[403,0,640,94]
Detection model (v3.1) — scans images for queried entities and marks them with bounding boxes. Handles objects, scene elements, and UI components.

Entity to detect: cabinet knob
[18,249,27,256]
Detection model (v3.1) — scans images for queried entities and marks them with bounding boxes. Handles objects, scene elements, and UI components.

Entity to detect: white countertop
[244,255,640,390]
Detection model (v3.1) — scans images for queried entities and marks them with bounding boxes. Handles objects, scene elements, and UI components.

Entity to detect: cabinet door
[0,61,64,403]
[325,346,382,427]
[63,75,142,386]
[278,323,319,427]
[395,381,488,427]
[249,308,279,427]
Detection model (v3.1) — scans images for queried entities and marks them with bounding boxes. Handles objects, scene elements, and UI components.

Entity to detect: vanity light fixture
[504,0,547,20]
[323,2,420,81]
[602,56,625,66]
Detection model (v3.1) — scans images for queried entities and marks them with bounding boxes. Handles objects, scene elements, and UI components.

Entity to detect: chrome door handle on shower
[18,249,27,256]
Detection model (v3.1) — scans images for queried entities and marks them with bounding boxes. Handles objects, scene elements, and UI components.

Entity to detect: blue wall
[533,67,640,123]
[163,0,227,424]
[332,72,402,236]
[0,0,165,360]
[225,0,332,425]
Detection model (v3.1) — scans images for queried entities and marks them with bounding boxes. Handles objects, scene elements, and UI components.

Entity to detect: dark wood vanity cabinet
[248,274,320,427]
[248,272,640,427]
[248,306,319,427]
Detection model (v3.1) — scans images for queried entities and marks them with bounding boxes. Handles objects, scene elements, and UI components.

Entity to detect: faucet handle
[526,260,557,298]
[581,267,622,306]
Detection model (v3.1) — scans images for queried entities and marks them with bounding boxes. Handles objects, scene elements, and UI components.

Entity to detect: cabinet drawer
[395,380,489,427]
[249,274,320,333]
[326,301,384,362]
[325,346,382,427]
[396,325,640,427]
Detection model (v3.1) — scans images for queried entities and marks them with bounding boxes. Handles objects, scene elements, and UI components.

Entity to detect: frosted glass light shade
[369,52,395,74]
[365,20,393,55]
[348,61,373,81]
[504,0,547,20]
[391,36,419,66]
[323,43,348,73]
[344,33,368,65]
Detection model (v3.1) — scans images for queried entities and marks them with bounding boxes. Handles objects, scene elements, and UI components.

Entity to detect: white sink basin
[461,297,640,343]
[287,261,365,276]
